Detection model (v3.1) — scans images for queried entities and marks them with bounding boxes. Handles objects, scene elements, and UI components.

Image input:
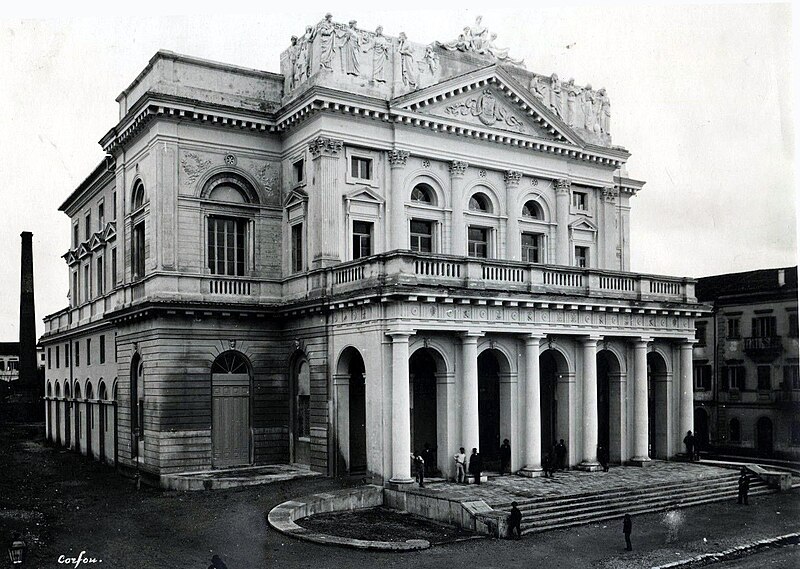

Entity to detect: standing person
[508,501,522,539]
[454,447,467,484]
[737,468,750,505]
[543,451,554,478]
[623,514,632,551]
[469,447,482,485]
[499,439,511,476]
[683,430,695,461]
[555,439,567,470]
[598,445,609,472]
[422,442,436,476]
[413,452,425,488]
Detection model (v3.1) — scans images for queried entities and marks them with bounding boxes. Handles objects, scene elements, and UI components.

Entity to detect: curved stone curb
[267,487,431,551]
[652,531,800,568]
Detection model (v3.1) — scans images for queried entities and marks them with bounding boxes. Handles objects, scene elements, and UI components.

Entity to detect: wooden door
[212,373,251,467]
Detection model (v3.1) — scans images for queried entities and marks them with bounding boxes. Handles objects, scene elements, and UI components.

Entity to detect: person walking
[454,447,467,483]
[555,439,567,470]
[499,439,511,475]
[623,513,633,551]
[469,447,482,485]
[737,468,750,505]
[508,501,522,539]
[683,430,695,461]
[413,452,425,488]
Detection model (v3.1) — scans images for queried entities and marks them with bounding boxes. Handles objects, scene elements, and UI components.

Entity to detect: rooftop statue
[437,15,525,68]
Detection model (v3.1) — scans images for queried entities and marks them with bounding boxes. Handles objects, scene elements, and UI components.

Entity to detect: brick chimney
[18,231,37,386]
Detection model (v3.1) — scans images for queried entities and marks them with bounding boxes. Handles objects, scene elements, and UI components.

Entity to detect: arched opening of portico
[334,347,367,476]
[409,348,439,475]
[478,349,510,471]
[597,349,623,463]
[647,351,669,459]
[540,349,569,462]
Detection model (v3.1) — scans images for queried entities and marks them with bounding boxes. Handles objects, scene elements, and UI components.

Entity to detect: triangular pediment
[392,66,585,147]
[284,187,308,209]
[77,244,90,259]
[103,221,117,242]
[63,250,79,266]
[569,218,598,233]
[89,233,105,251]
[345,186,384,204]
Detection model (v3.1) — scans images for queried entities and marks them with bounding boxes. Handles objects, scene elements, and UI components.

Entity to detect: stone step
[516,482,771,526]
[508,479,768,519]
[493,472,740,510]
[520,486,779,534]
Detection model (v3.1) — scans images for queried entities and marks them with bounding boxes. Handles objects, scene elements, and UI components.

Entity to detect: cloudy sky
[0,1,795,340]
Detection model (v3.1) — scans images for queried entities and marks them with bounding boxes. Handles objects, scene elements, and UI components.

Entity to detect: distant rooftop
[695,266,797,303]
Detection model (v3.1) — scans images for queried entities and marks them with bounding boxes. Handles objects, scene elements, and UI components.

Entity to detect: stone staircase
[494,470,781,534]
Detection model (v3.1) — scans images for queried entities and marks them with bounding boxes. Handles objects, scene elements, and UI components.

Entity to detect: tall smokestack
[19,231,37,387]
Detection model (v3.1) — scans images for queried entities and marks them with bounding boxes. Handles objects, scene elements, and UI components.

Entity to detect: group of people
[541,439,568,477]
[683,430,702,461]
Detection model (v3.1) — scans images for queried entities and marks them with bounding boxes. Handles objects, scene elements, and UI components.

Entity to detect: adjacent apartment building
[41,15,705,486]
[693,267,799,460]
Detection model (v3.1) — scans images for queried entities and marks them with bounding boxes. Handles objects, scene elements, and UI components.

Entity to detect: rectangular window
[350,156,372,180]
[65,343,70,367]
[85,211,92,239]
[722,365,745,391]
[752,315,777,338]
[111,248,117,286]
[410,220,433,253]
[572,191,587,210]
[291,223,303,273]
[293,159,304,184]
[56,345,60,369]
[521,233,542,263]
[352,221,373,259]
[468,226,488,258]
[695,322,707,347]
[789,313,798,338]
[574,246,588,268]
[727,318,740,339]
[207,217,246,276]
[112,191,117,220]
[86,338,92,366]
[75,341,80,367]
[785,365,800,390]
[132,221,146,280]
[73,223,79,248]
[96,256,104,296]
[694,364,712,390]
[72,271,78,307]
[83,264,91,302]
[100,335,105,365]
[757,365,771,390]
[47,348,52,370]
[98,202,105,230]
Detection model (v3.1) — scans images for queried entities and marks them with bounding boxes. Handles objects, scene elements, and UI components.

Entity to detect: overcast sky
[0,1,796,341]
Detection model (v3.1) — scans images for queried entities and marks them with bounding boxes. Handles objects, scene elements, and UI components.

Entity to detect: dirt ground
[2,424,799,569]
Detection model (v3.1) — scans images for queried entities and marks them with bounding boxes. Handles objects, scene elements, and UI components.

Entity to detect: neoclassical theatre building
[41,15,705,485]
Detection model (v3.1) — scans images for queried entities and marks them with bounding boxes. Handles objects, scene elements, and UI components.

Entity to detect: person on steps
[623,513,632,551]
[508,501,522,540]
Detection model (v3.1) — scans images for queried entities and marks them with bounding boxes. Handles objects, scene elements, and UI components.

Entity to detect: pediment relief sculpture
[443,89,526,133]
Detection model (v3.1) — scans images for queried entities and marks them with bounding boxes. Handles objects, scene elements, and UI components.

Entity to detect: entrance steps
[493,470,789,534]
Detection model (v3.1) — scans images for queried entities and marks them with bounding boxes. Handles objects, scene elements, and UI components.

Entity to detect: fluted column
[679,340,695,446]
[450,161,469,256]
[579,336,601,470]
[388,330,413,484]
[388,149,410,251]
[504,170,523,260]
[521,333,545,476]
[555,178,571,266]
[308,136,344,268]
[631,338,651,463]
[461,332,481,455]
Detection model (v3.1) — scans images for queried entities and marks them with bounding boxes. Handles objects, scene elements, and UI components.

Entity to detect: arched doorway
[647,352,669,459]
[130,353,143,460]
[478,350,501,470]
[410,348,438,474]
[74,382,82,454]
[540,349,570,463]
[756,417,773,456]
[99,382,107,464]
[694,407,709,453]
[290,356,312,467]
[86,381,94,459]
[211,351,252,468]
[597,350,623,463]
[334,347,367,475]
[63,381,71,448]
[55,382,62,445]
[46,382,53,442]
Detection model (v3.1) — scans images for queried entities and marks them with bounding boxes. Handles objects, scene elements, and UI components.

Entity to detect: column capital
[308,136,343,158]
[632,336,653,347]
[388,149,410,168]
[581,334,603,345]
[386,329,414,340]
[523,333,547,344]
[602,186,619,203]
[555,178,572,194]
[460,331,484,343]
[679,338,698,348]
[449,160,469,178]
[504,170,523,187]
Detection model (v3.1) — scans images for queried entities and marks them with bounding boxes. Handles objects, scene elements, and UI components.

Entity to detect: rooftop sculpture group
[437,16,525,67]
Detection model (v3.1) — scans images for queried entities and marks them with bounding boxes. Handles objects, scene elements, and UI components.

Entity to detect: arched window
[209,184,248,204]
[47,382,52,397]
[64,380,71,398]
[411,183,435,205]
[469,192,492,213]
[86,381,94,400]
[131,354,144,438]
[522,200,544,219]
[131,180,145,210]
[74,383,82,400]
[211,351,249,374]
[55,383,61,398]
[729,418,741,443]
[295,360,311,439]
[99,381,107,401]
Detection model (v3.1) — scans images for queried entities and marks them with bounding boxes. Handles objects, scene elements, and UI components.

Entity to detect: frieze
[443,89,526,133]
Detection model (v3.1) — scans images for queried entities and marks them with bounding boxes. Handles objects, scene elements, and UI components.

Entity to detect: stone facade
[692,267,799,460]
[41,16,704,485]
